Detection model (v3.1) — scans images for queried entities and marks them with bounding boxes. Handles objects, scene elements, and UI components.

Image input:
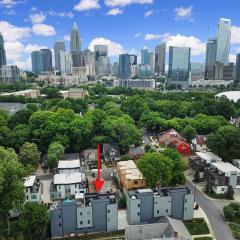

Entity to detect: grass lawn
[184,218,210,235]
[229,223,240,240]
[194,237,213,240]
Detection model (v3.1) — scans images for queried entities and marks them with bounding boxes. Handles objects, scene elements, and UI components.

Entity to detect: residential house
[158,129,190,155]
[128,145,145,160]
[102,143,120,163]
[50,193,118,238]
[191,135,209,152]
[58,154,81,174]
[83,148,97,167]
[126,186,194,225]
[51,172,86,200]
[24,175,41,203]
[117,160,146,191]
[125,216,192,240]
[204,162,240,194]
[189,151,222,179]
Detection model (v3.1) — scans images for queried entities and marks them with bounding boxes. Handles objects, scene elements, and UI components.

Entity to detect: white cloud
[144,33,170,40]
[107,8,123,15]
[231,26,240,44]
[64,35,71,41]
[5,41,25,61]
[134,32,141,38]
[0,0,24,8]
[144,10,153,17]
[105,0,153,7]
[74,0,100,11]
[0,21,31,42]
[175,6,193,21]
[31,7,37,11]
[13,57,32,70]
[24,44,47,53]
[229,54,236,63]
[89,37,124,56]
[29,12,46,24]
[32,24,56,36]
[165,34,205,56]
[48,10,74,18]
[3,9,17,15]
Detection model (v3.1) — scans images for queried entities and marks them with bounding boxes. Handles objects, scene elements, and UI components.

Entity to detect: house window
[221,188,225,191]
[137,212,140,216]
[138,204,140,208]
[59,223,61,227]
[80,221,83,225]
[157,210,159,214]
[59,214,61,218]
[75,184,77,188]
[185,199,188,203]
[88,220,90,224]
[134,181,138,185]
[80,212,82,216]
[107,209,110,213]
[166,209,168,213]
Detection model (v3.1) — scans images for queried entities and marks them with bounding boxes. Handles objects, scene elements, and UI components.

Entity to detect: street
[186,180,234,240]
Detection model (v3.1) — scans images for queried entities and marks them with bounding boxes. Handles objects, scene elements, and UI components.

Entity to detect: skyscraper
[149,52,155,73]
[130,55,137,66]
[41,49,53,72]
[70,22,81,53]
[155,43,166,75]
[235,53,240,83]
[31,51,43,74]
[118,54,131,79]
[168,46,191,89]
[97,56,110,76]
[205,38,217,79]
[94,45,108,61]
[60,51,73,76]
[84,49,95,76]
[0,33,6,67]
[141,48,149,65]
[54,41,65,71]
[216,18,231,65]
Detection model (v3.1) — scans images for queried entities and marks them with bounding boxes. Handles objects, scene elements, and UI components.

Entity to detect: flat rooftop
[58,159,80,169]
[196,151,222,162]
[212,162,240,173]
[53,172,85,185]
[24,175,36,187]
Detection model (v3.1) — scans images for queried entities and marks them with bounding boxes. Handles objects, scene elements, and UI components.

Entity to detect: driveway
[186,180,234,240]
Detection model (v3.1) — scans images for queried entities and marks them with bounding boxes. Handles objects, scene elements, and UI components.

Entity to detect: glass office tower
[216,18,231,65]
[0,33,6,67]
[31,51,43,74]
[118,54,131,79]
[70,22,81,53]
[54,41,65,71]
[168,46,191,89]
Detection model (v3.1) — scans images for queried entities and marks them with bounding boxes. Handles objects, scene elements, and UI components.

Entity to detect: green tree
[225,186,234,200]
[182,125,197,142]
[223,205,235,221]
[137,152,173,187]
[19,142,40,167]
[0,147,25,236]
[207,126,240,162]
[19,202,49,240]
[46,141,64,169]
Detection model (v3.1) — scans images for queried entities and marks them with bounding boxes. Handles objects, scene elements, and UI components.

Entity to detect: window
[134,181,138,185]
[157,210,159,214]
[75,184,77,188]
[80,212,82,216]
[107,209,110,213]
[137,212,140,216]
[59,223,61,227]
[80,221,83,225]
[138,204,140,208]
[59,214,61,219]
[166,209,168,213]
[221,188,225,191]
[88,220,90,224]
[185,199,187,203]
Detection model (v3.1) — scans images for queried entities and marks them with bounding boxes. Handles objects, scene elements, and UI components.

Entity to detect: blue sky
[0,0,240,70]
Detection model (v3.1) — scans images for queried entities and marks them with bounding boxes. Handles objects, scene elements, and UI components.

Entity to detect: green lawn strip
[194,237,213,240]
[229,223,240,240]
[184,218,210,235]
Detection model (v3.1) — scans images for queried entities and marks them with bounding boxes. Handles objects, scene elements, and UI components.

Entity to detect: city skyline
[0,0,240,70]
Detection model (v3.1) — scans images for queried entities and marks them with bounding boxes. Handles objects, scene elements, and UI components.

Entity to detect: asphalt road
[186,180,235,240]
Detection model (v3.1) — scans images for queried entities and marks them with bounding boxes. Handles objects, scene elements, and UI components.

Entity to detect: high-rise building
[71,52,85,68]
[138,64,153,79]
[41,49,53,72]
[149,52,155,73]
[235,53,240,83]
[54,41,65,71]
[130,55,137,66]
[60,51,73,76]
[205,38,217,79]
[94,45,108,61]
[84,49,95,76]
[141,48,149,65]
[118,54,131,79]
[70,22,81,53]
[0,33,6,67]
[97,56,110,76]
[31,51,43,74]
[168,46,191,89]
[0,65,19,83]
[216,18,231,65]
[155,43,166,75]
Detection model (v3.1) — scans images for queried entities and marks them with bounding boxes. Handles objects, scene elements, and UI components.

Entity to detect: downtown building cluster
[0,33,20,83]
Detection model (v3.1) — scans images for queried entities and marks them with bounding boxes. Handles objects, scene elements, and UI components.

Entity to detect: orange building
[117,160,146,191]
